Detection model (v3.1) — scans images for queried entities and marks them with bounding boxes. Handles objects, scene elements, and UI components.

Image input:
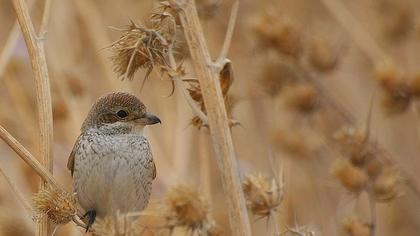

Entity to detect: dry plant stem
[39,0,53,38]
[0,0,35,78]
[177,1,252,235]
[168,47,209,124]
[368,192,376,236]
[12,0,54,234]
[0,125,60,190]
[0,165,32,215]
[319,0,390,63]
[215,0,239,65]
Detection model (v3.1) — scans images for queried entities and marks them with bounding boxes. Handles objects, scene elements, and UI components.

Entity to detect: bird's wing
[67,148,75,176]
[67,136,80,176]
[152,161,156,180]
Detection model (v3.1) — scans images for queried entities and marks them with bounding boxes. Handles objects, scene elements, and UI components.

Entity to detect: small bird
[67,92,161,231]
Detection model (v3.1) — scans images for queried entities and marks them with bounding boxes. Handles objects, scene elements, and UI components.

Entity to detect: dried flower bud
[52,99,69,121]
[283,84,318,113]
[242,173,283,218]
[258,59,297,97]
[373,167,400,202]
[342,216,370,236]
[252,13,301,57]
[164,184,218,234]
[365,158,384,179]
[375,62,401,91]
[110,16,175,81]
[32,185,77,225]
[272,131,313,159]
[381,91,411,115]
[331,158,368,194]
[308,37,338,72]
[334,127,374,166]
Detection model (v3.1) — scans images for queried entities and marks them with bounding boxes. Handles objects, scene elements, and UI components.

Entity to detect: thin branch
[0,125,60,190]
[39,0,53,38]
[215,0,239,65]
[0,165,32,216]
[0,0,35,79]
[368,191,377,236]
[168,47,209,125]
[319,0,390,64]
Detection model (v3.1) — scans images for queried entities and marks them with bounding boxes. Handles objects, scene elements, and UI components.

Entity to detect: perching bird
[67,92,161,231]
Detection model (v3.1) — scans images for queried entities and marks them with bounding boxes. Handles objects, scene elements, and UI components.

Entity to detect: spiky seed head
[342,216,370,236]
[283,84,318,113]
[373,167,400,202]
[252,13,302,57]
[334,127,374,166]
[330,158,368,194]
[242,173,283,218]
[308,37,338,72]
[164,184,211,231]
[32,185,77,225]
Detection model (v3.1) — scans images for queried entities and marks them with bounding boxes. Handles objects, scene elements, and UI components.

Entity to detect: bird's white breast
[72,129,155,218]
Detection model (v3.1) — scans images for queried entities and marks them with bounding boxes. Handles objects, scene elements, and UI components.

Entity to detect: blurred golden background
[1,0,420,235]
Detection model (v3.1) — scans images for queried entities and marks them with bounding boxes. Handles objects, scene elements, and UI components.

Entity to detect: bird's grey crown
[81,92,147,132]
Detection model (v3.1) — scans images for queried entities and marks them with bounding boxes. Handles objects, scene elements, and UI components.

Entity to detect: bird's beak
[141,112,161,125]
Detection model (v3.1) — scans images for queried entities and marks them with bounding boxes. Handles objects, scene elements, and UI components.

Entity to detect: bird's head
[81,92,161,134]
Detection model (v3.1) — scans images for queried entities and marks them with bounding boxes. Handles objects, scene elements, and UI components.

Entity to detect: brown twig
[0,0,35,79]
[175,0,252,235]
[215,0,239,65]
[11,0,54,234]
[0,125,60,189]
[319,0,390,63]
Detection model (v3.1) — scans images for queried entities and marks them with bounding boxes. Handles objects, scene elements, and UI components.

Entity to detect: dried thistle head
[334,127,375,166]
[330,158,368,194]
[373,167,401,202]
[374,62,412,115]
[258,57,298,97]
[242,173,283,218]
[283,84,318,114]
[272,129,320,160]
[164,184,218,233]
[110,21,170,81]
[252,13,302,58]
[110,5,177,82]
[308,37,339,73]
[378,2,413,41]
[32,185,77,225]
[342,216,370,236]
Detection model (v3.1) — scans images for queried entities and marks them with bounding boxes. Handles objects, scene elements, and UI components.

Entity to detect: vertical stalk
[12,0,54,235]
[177,1,252,235]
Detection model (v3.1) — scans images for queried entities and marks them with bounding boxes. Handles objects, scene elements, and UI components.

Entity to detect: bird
[67,92,161,231]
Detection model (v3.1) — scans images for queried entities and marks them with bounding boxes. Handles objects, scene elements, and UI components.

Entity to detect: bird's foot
[81,209,96,233]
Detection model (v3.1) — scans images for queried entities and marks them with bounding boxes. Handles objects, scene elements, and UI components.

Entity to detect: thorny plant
[109,1,238,128]
[251,9,406,236]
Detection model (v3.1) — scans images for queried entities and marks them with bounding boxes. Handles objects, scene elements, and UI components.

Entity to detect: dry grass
[0,0,420,235]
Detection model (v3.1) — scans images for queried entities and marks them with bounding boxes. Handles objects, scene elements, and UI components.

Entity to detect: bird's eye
[116,110,128,118]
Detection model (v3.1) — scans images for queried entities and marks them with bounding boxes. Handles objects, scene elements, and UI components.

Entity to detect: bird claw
[82,210,96,233]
